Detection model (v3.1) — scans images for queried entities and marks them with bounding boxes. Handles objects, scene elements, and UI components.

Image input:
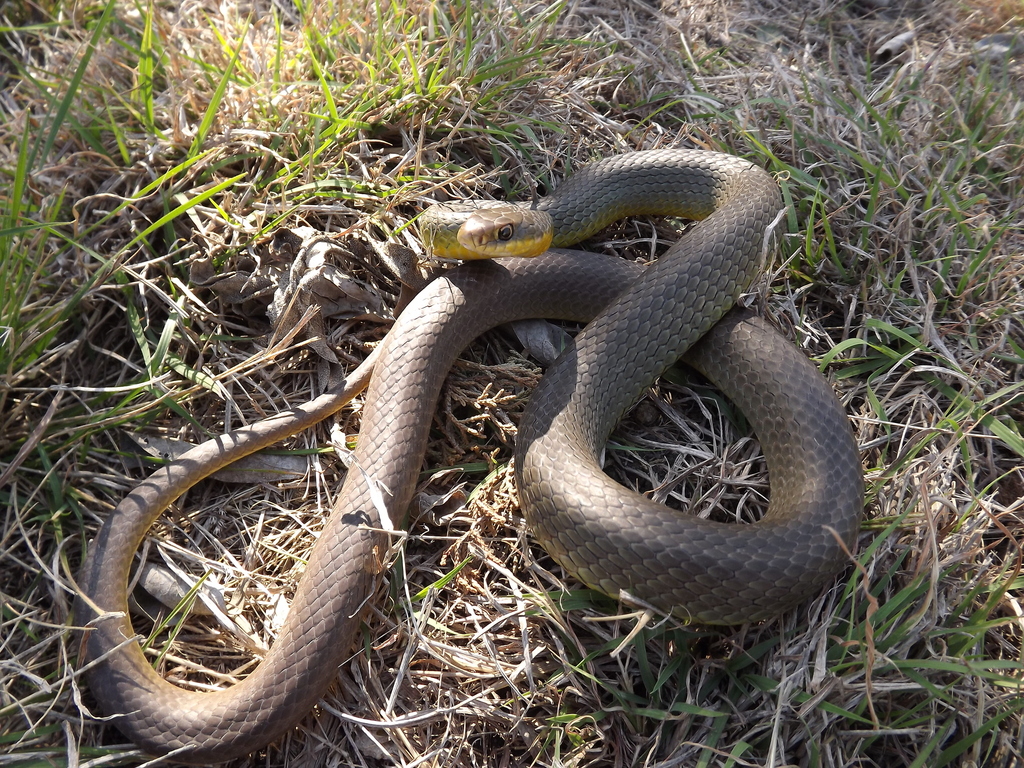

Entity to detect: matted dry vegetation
[2,0,1023,766]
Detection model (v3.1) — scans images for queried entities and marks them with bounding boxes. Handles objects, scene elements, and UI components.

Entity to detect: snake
[75,149,863,762]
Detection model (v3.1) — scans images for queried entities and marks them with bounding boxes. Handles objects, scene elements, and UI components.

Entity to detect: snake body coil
[76,149,863,761]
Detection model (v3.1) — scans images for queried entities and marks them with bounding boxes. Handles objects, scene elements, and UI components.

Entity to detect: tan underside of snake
[75,149,863,762]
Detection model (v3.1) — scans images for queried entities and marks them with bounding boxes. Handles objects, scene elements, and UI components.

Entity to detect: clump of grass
[1,0,1022,766]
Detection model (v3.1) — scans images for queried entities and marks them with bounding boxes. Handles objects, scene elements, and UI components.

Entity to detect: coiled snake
[76,149,863,761]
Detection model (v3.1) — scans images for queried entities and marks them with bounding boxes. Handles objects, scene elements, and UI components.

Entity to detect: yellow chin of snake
[419,203,554,260]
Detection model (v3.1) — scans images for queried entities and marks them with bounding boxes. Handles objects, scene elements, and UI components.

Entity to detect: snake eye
[496,224,514,242]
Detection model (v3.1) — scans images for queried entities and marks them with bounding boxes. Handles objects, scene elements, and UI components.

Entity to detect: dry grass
[2,0,1023,766]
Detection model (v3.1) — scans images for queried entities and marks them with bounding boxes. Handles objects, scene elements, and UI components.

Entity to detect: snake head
[456,206,553,258]
[420,202,553,260]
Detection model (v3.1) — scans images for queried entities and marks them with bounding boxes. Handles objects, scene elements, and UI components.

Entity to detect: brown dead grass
[2,0,1023,766]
